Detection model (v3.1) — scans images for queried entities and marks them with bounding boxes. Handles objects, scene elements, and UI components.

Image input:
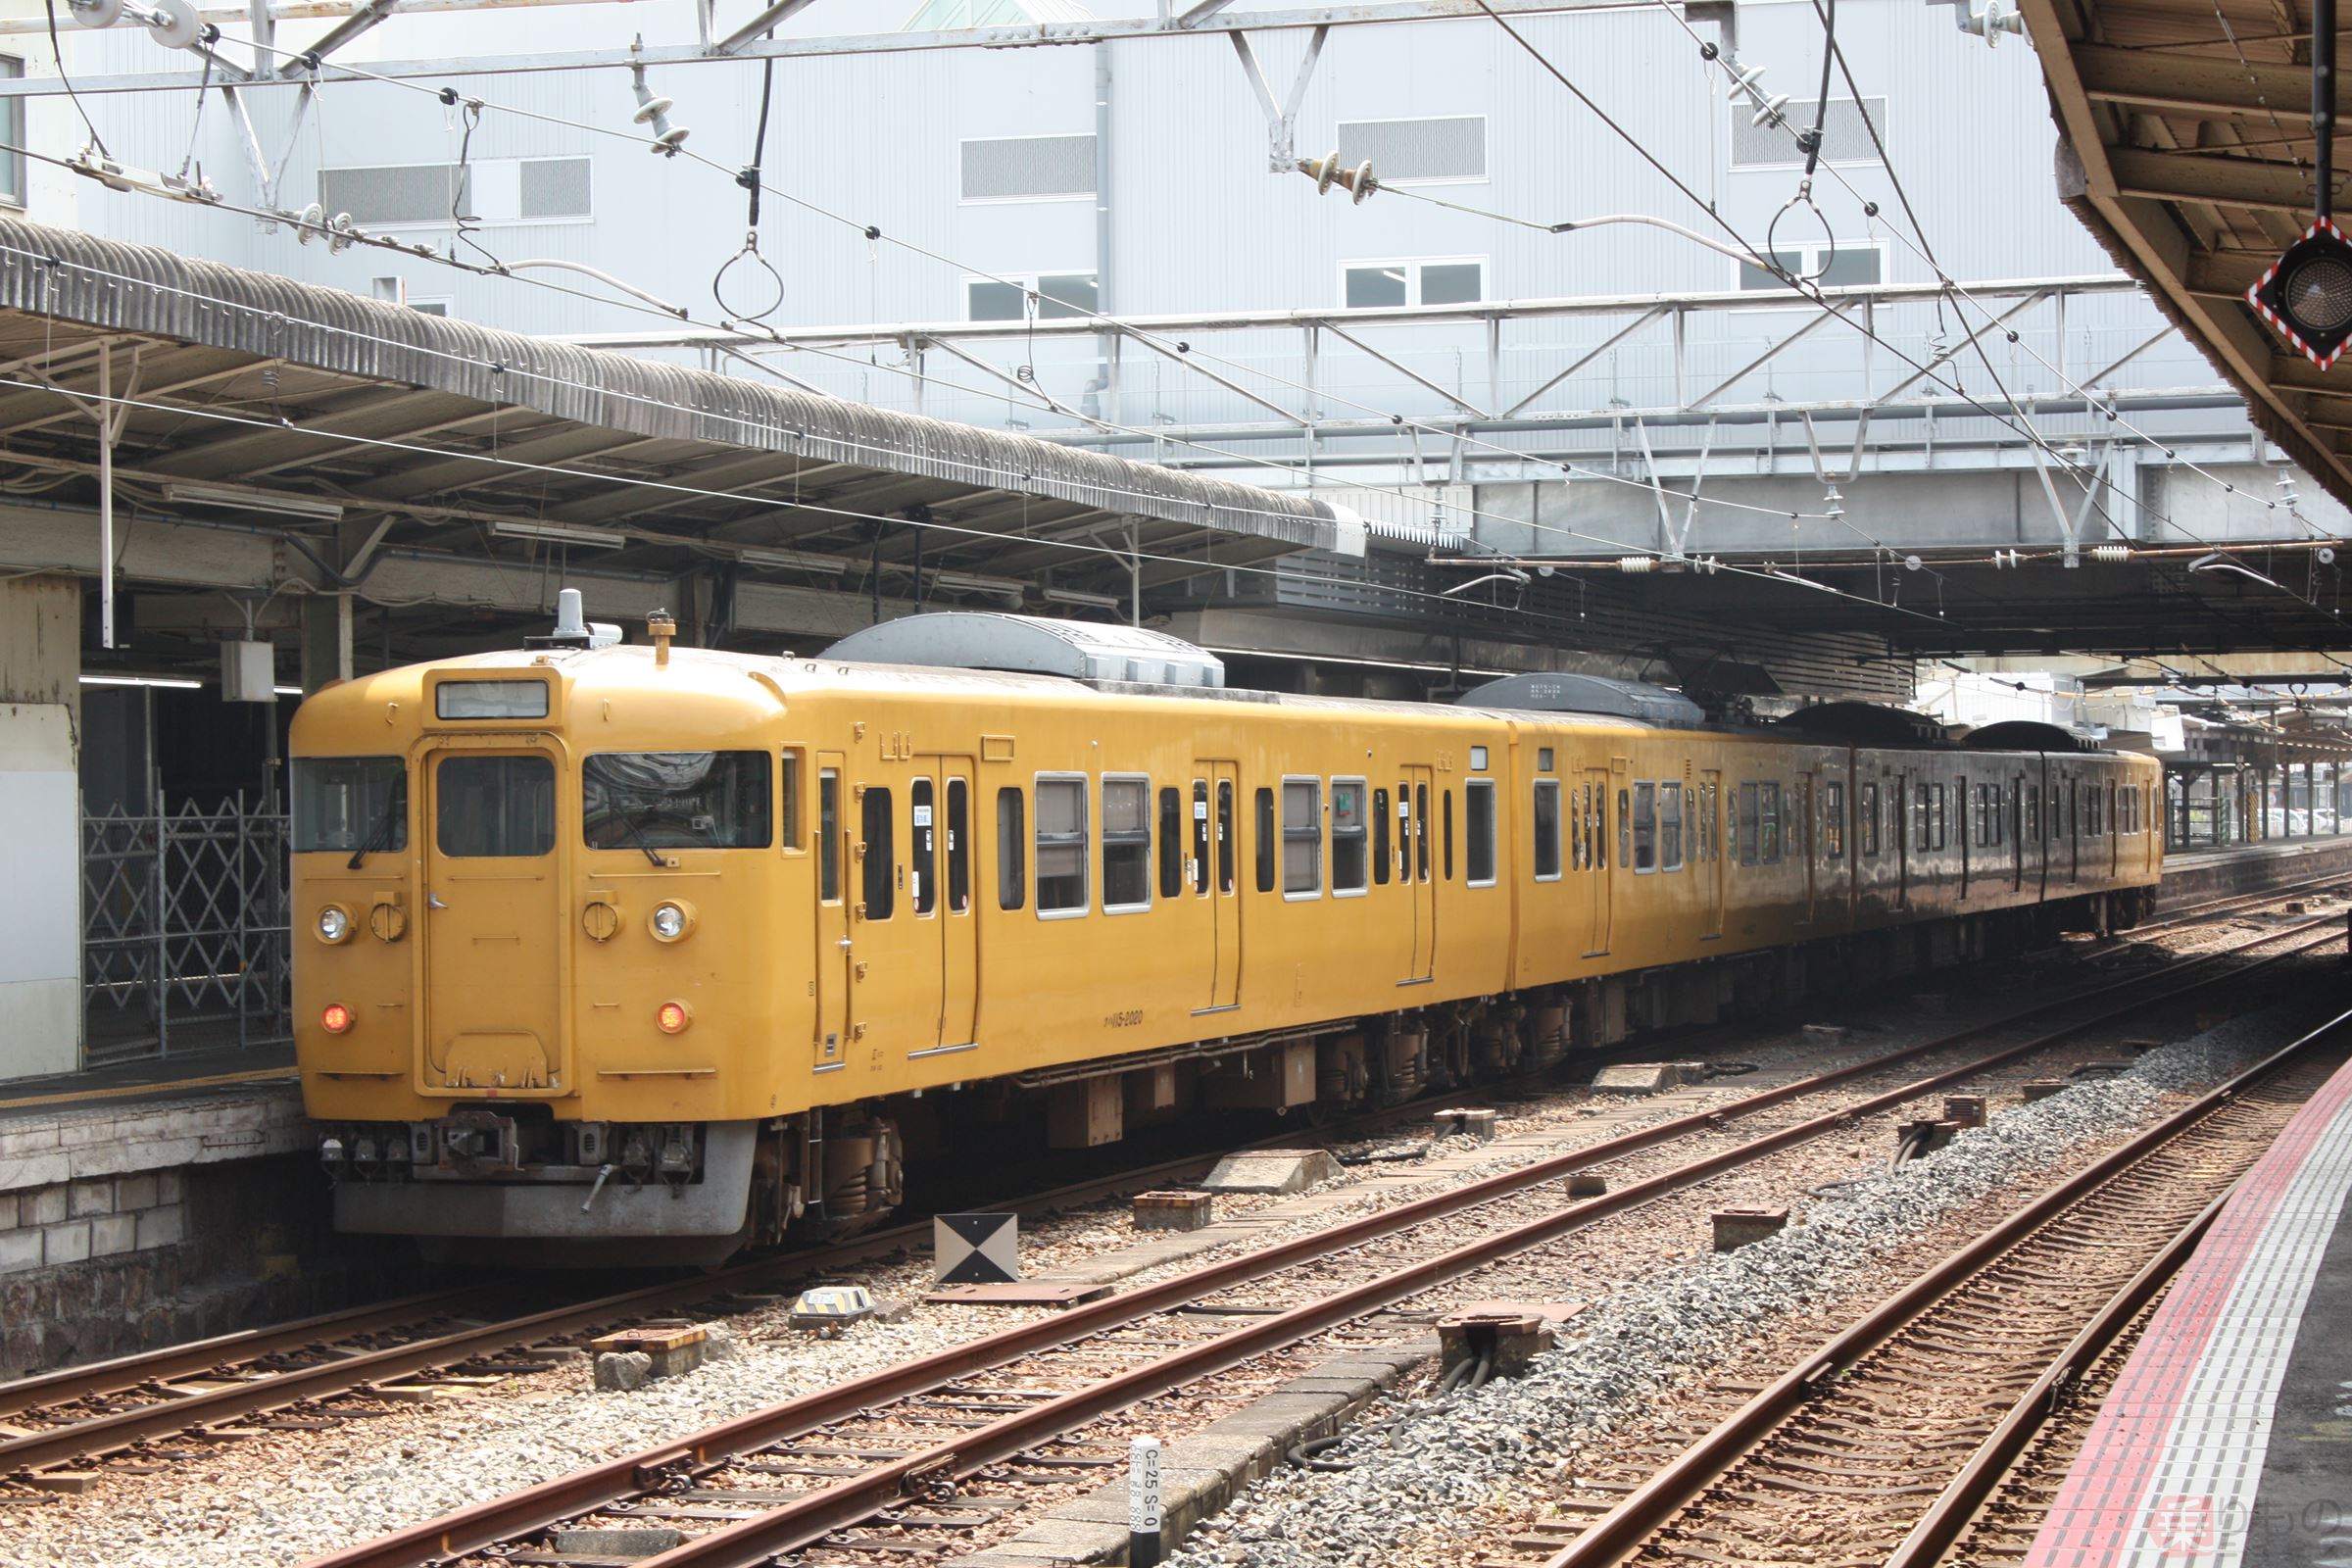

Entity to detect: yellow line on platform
[0,1065,297,1112]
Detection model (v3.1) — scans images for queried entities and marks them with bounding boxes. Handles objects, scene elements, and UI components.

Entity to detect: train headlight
[317,905,353,944]
[320,1003,354,1035]
[656,1000,691,1034]
[648,900,695,942]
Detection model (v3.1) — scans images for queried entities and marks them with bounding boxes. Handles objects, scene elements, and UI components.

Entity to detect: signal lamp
[656,1001,691,1034]
[2249,219,2352,369]
[320,1003,354,1035]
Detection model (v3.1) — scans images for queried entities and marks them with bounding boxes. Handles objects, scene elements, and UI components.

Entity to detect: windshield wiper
[609,810,667,867]
[345,792,406,871]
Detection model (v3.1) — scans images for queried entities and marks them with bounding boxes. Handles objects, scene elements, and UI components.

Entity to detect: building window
[1730,96,1887,169]
[0,58,22,208]
[1660,781,1685,871]
[409,299,453,318]
[518,157,592,220]
[1036,775,1088,915]
[1282,777,1322,898]
[1739,242,1884,291]
[1333,777,1369,895]
[1102,775,1152,912]
[1343,258,1485,309]
[1533,780,1562,881]
[1465,779,1496,886]
[959,132,1098,202]
[319,156,593,229]
[967,271,1100,321]
[1336,115,1487,183]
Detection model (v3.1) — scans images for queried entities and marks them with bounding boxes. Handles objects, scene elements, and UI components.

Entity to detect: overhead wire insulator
[627,35,690,157]
[1616,556,1654,573]
[1294,155,1380,205]
[2088,544,2132,564]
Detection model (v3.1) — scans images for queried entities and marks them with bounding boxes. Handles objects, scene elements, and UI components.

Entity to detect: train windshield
[582,752,773,850]
[293,757,408,855]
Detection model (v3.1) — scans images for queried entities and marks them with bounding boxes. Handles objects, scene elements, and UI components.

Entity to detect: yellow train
[291,601,2162,1262]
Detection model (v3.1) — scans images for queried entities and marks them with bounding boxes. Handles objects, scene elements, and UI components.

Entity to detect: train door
[929,758,978,1051]
[1699,767,1725,940]
[813,753,851,1072]
[417,743,564,1095]
[1582,766,1612,956]
[845,760,932,1068]
[1400,763,1437,982]
[1199,760,1243,1011]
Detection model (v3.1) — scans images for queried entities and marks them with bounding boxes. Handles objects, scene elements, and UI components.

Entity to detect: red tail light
[656,1001,690,1034]
[321,1003,354,1035]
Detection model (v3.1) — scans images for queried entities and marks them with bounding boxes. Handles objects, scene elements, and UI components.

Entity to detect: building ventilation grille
[319,164,471,226]
[1336,117,1486,182]
[1730,97,1886,167]
[518,158,592,220]
[960,134,1098,201]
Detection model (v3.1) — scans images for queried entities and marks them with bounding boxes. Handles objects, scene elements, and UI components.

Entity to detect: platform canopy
[0,217,1359,667]
[2023,0,2352,505]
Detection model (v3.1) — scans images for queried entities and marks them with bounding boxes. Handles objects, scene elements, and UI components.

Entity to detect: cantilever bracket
[1230,24,1327,172]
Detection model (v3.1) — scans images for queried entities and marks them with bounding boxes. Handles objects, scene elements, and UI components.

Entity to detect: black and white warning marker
[932,1210,1019,1285]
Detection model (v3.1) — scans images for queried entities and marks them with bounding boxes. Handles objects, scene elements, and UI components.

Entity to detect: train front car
[290,615,840,1265]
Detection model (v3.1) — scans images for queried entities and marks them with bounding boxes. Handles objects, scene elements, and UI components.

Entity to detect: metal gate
[81,796,291,1064]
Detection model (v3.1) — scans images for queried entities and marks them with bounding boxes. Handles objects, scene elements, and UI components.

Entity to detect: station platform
[2160,836,2352,909]
[2022,1049,2352,1568]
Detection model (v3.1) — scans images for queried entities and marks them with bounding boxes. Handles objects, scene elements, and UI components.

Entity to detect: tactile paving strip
[2023,1054,2352,1568]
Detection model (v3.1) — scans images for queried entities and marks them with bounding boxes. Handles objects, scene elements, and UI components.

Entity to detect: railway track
[1481,1009,2351,1568]
[0,893,2331,1500]
[289,918,2346,1568]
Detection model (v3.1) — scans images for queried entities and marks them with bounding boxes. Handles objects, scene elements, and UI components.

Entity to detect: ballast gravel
[1161,997,2331,1568]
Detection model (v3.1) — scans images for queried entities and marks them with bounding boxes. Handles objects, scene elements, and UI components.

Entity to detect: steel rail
[2141,868,2352,929]
[1880,1182,2238,1568]
[303,920,2342,1568]
[1534,1004,2352,1568]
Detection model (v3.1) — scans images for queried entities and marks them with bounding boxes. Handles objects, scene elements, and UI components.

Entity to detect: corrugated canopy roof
[0,216,1351,651]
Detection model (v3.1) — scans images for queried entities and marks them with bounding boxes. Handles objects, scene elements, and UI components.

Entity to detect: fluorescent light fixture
[163,481,346,521]
[80,673,203,689]
[490,520,627,551]
[739,546,855,572]
[931,568,1026,596]
[274,684,304,696]
[1038,586,1124,610]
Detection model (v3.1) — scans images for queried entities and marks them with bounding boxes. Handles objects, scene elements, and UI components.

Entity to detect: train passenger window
[911,779,938,915]
[1374,788,1393,886]
[1217,781,1236,893]
[1860,783,1880,857]
[1158,787,1185,901]
[1631,783,1657,873]
[437,755,555,858]
[1465,779,1496,887]
[1193,781,1212,895]
[1445,790,1457,880]
[947,781,971,912]
[1333,777,1369,895]
[1823,782,1844,860]
[1759,783,1782,863]
[1254,788,1277,893]
[1282,777,1322,898]
[293,756,406,855]
[819,770,842,903]
[1417,784,1432,881]
[1533,781,1562,881]
[859,787,895,920]
[1738,783,1760,866]
[1660,781,1685,870]
[1102,776,1152,912]
[779,752,803,852]
[996,788,1025,910]
[1037,776,1089,916]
